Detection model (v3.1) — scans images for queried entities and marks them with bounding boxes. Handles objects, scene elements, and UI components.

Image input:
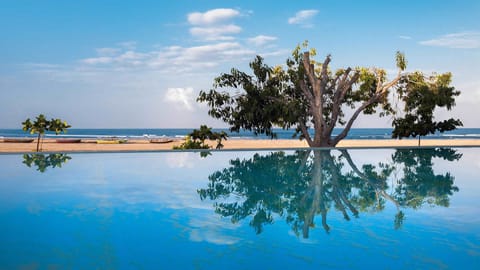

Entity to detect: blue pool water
[0,148,479,269]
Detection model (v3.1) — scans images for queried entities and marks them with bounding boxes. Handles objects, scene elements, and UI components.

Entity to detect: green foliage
[22,114,71,152]
[396,51,407,71]
[198,148,460,236]
[391,148,461,208]
[198,55,300,139]
[23,153,72,173]
[198,42,415,146]
[392,72,462,144]
[173,125,228,150]
[198,42,461,147]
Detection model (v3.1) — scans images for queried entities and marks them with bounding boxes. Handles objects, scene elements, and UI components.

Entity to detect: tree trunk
[308,134,336,148]
[36,133,41,152]
[418,136,421,147]
[301,150,330,236]
[299,52,402,148]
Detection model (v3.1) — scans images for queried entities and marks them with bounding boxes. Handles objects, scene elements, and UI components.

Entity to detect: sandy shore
[0,138,479,153]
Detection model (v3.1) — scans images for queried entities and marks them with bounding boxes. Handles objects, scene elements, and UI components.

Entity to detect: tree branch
[380,77,401,94]
[335,68,352,97]
[302,52,327,144]
[299,121,314,147]
[378,70,402,94]
[333,96,378,145]
[298,78,314,105]
[333,69,402,145]
[296,149,312,175]
[319,55,331,94]
[340,150,400,210]
[302,52,317,89]
[325,71,360,140]
[325,152,359,217]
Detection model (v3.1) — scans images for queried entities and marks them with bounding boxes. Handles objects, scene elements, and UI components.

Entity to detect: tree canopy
[173,125,228,151]
[392,72,463,145]
[198,42,461,147]
[23,153,72,173]
[22,114,71,152]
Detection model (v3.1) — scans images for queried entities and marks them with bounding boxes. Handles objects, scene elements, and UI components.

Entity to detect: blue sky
[1,0,479,128]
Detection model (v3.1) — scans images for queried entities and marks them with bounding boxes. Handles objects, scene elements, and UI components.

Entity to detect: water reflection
[198,148,461,237]
[22,153,72,173]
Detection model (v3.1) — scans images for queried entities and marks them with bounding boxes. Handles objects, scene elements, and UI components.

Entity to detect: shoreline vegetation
[1,138,480,153]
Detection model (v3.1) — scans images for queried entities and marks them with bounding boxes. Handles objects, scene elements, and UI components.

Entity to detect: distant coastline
[1,128,480,141]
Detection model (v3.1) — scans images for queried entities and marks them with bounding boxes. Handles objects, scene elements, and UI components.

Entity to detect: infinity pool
[0,148,479,269]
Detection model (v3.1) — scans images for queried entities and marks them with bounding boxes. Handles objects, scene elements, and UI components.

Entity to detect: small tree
[392,72,462,146]
[22,114,71,152]
[174,125,228,150]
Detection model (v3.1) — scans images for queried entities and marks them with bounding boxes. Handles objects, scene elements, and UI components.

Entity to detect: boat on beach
[55,138,82,143]
[3,138,35,143]
[96,139,128,144]
[149,138,174,144]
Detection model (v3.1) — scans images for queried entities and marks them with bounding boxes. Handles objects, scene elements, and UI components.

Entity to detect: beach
[1,138,480,153]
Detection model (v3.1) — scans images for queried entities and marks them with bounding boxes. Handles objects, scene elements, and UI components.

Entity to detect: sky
[0,0,479,128]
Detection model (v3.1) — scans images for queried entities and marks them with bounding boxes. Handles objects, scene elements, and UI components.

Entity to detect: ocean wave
[142,134,163,138]
[229,136,256,140]
[442,134,466,137]
[441,134,480,138]
[358,135,391,139]
[44,134,128,138]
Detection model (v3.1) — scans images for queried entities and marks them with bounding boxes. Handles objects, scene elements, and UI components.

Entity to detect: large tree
[198,43,460,147]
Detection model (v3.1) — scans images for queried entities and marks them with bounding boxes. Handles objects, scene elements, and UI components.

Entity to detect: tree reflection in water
[23,153,72,173]
[198,148,461,237]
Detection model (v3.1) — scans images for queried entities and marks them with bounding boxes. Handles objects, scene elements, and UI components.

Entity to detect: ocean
[1,128,480,140]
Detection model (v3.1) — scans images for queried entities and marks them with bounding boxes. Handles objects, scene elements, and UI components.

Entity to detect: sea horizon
[2,127,480,140]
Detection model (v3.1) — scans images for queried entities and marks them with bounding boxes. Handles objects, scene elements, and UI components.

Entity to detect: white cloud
[116,51,148,65]
[419,31,480,49]
[187,8,243,41]
[188,8,240,25]
[258,49,291,58]
[189,227,240,245]
[96,47,121,56]
[190,24,242,41]
[164,87,196,111]
[247,35,277,46]
[81,51,148,66]
[117,41,137,50]
[165,152,196,168]
[188,215,242,245]
[80,41,256,74]
[82,56,113,65]
[22,63,63,69]
[398,35,412,40]
[157,42,255,71]
[288,10,318,27]
[178,42,244,60]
